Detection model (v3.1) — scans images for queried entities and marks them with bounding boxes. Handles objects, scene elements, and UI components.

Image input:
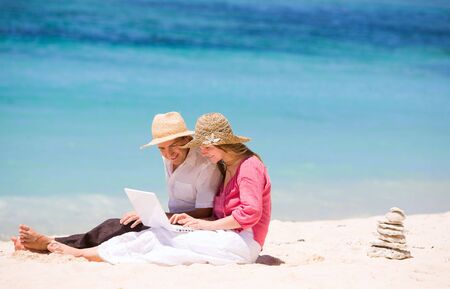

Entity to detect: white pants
[98,228,261,265]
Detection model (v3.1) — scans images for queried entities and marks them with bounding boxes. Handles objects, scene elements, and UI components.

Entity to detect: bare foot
[19,224,53,251]
[47,241,82,257]
[11,236,26,251]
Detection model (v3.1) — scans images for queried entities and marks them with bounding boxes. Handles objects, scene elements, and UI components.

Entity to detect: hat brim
[140,130,194,149]
[182,135,250,149]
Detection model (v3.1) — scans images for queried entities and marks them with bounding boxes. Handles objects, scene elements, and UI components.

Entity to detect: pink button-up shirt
[213,156,271,248]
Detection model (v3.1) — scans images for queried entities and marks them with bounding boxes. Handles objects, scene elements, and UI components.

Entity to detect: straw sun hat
[183,113,250,148]
[140,112,194,149]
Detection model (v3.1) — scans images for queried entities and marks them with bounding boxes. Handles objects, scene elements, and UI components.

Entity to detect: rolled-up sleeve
[231,161,265,229]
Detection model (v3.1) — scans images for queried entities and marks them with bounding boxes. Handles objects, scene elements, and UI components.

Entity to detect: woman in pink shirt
[172,112,271,249]
[47,113,271,265]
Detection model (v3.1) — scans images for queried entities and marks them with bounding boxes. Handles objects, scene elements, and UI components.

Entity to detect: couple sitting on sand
[12,112,272,265]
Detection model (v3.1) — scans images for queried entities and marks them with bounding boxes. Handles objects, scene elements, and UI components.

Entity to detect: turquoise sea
[1,0,449,239]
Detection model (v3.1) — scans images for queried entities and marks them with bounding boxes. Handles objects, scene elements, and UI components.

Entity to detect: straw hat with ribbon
[183,113,250,148]
[140,112,194,149]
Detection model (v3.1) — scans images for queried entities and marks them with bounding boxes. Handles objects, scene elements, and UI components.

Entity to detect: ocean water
[1,0,449,239]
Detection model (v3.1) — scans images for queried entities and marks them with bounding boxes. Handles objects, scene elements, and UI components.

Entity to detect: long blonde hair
[215,143,261,177]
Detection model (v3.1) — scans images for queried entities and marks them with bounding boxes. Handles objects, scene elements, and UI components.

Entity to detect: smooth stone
[367,246,412,260]
[390,207,406,217]
[378,223,404,231]
[377,219,404,226]
[371,240,408,250]
[378,234,406,244]
[382,220,404,225]
[377,227,405,237]
[385,211,405,223]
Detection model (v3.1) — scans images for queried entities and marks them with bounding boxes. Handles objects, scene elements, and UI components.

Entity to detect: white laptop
[124,188,194,232]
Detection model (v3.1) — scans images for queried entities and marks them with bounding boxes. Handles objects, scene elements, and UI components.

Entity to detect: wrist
[203,220,215,230]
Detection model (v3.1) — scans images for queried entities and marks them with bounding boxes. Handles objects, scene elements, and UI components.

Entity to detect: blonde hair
[215,143,261,177]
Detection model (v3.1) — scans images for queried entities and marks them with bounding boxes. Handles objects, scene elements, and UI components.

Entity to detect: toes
[19,224,30,231]
[19,230,36,242]
[19,228,29,235]
[19,235,31,242]
[11,236,26,251]
[20,237,34,244]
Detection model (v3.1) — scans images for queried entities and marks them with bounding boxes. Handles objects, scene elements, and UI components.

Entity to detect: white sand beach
[0,211,449,289]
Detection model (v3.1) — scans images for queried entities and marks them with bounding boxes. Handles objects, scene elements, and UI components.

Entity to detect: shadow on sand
[255,255,285,266]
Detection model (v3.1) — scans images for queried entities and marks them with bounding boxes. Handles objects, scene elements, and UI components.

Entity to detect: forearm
[205,215,241,230]
[172,213,243,230]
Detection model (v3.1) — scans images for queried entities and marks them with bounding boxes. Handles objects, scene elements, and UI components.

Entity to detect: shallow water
[1,0,449,238]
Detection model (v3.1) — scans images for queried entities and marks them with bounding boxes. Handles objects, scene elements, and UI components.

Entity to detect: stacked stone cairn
[368,207,412,260]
